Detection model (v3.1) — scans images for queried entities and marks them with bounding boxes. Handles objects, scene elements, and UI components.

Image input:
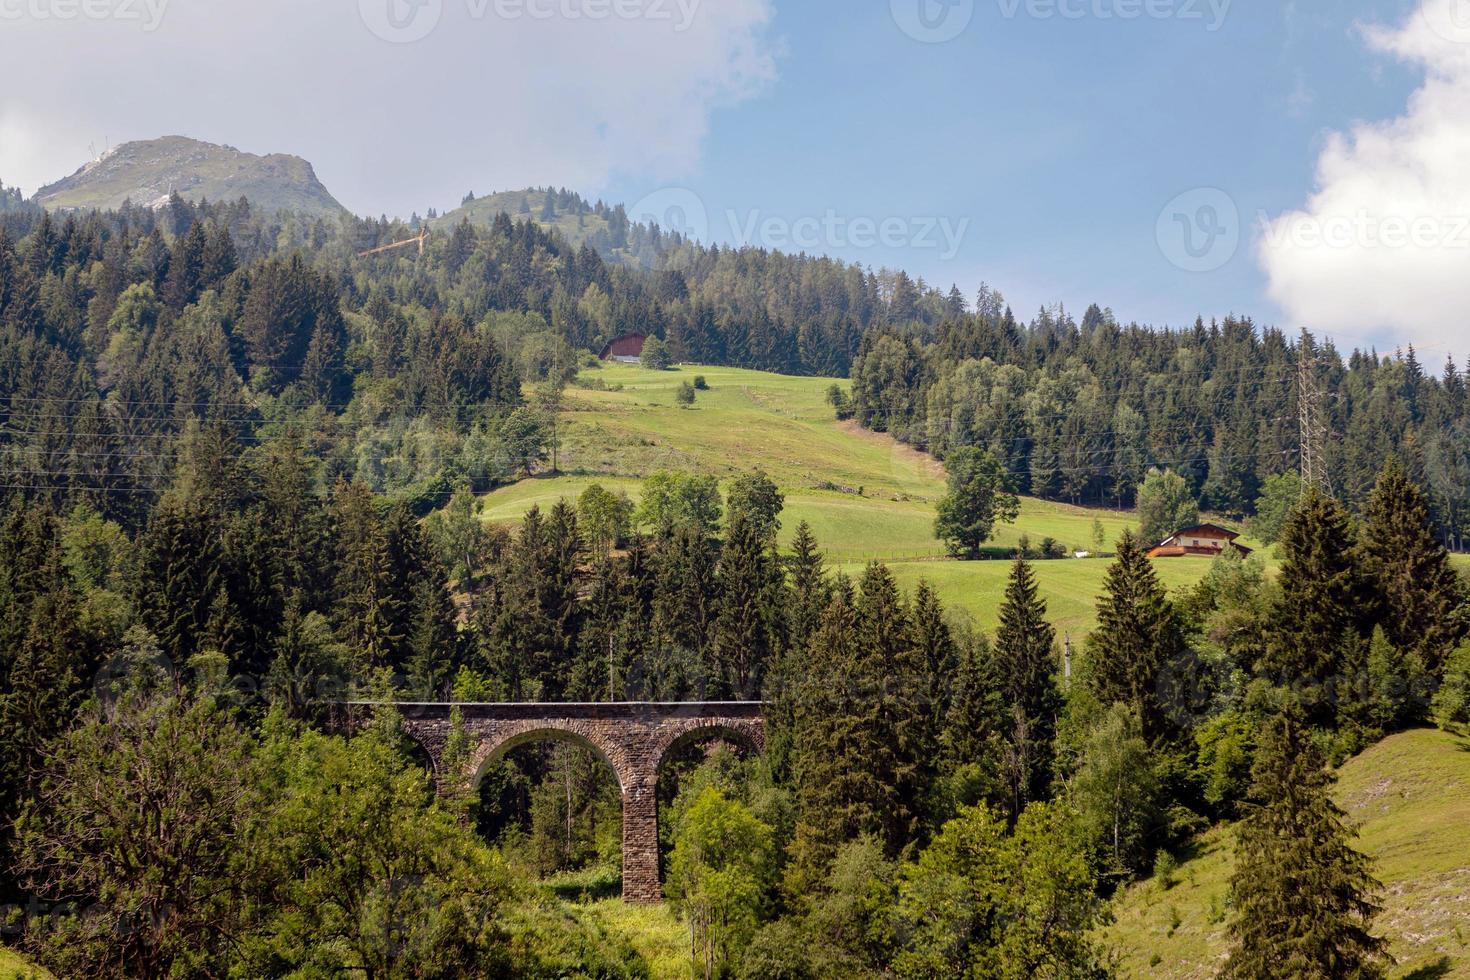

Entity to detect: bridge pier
[380,702,765,904]
[621,773,662,903]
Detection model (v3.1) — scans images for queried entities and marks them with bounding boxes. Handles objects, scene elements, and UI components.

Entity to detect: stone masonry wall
[386,702,765,904]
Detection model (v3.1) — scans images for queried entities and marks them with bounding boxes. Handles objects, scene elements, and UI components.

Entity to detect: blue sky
[3,0,1465,356]
[605,0,1432,341]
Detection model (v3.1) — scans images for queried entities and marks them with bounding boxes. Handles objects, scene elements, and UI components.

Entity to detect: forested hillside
[2,191,1469,977]
[848,299,1470,544]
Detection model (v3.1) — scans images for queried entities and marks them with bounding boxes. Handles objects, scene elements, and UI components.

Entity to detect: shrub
[640,336,673,370]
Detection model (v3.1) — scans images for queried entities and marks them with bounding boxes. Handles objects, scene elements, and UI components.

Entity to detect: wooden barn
[1149,523,1252,559]
[599,333,647,363]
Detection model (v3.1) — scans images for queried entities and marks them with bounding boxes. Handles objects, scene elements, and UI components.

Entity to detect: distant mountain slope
[431,187,671,267]
[1105,727,1470,978]
[34,136,346,218]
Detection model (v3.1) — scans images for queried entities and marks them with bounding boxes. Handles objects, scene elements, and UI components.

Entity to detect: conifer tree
[200,221,237,288]
[405,574,460,699]
[789,590,865,881]
[136,497,226,667]
[1264,489,1371,724]
[712,512,778,699]
[650,522,719,693]
[1360,458,1469,674]
[1224,705,1389,979]
[328,482,402,668]
[0,504,90,853]
[852,564,936,856]
[482,504,582,700]
[788,567,923,883]
[1088,530,1188,742]
[910,580,957,739]
[993,558,1062,820]
[785,520,829,650]
[163,220,207,311]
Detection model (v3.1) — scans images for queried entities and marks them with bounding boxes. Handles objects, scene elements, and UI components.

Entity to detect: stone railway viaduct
[371,701,766,904]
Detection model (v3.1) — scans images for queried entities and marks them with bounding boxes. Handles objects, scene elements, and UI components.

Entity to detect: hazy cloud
[0,0,778,216]
[1258,0,1470,357]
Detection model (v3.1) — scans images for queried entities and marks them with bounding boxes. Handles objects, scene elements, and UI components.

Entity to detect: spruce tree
[853,564,936,856]
[650,522,719,694]
[163,220,206,311]
[328,482,402,668]
[136,497,226,668]
[785,520,829,651]
[789,590,865,881]
[993,558,1062,821]
[1265,489,1371,724]
[1360,458,1469,675]
[1088,530,1188,742]
[910,580,957,743]
[789,567,939,879]
[1224,705,1389,979]
[712,513,779,699]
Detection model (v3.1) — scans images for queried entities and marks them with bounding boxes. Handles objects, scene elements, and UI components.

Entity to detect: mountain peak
[35,135,345,218]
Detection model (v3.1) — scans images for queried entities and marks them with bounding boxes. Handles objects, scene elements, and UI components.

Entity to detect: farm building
[1148,523,1252,559]
[599,333,647,363]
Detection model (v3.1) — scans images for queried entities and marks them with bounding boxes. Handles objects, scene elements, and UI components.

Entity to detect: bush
[693,375,709,390]
[825,383,854,421]
[1137,468,1199,545]
[640,336,673,370]
[676,381,696,407]
[1154,849,1180,890]
[1433,641,1470,728]
[740,921,814,979]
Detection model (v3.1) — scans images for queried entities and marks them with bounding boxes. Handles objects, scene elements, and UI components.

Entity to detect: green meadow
[481,362,1436,636]
[1104,727,1470,978]
[0,946,50,979]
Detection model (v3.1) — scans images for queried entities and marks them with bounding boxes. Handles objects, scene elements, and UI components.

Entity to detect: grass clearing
[1104,727,1470,978]
[832,556,1221,636]
[572,899,691,980]
[479,362,1297,636]
[0,947,51,979]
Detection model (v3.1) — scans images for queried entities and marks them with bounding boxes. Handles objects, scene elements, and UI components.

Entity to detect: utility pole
[1297,329,1328,497]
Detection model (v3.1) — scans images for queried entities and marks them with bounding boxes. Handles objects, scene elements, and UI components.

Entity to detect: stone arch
[377,702,765,903]
[469,723,632,794]
[653,721,764,777]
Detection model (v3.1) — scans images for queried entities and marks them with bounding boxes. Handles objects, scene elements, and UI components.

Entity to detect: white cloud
[1257,0,1470,358]
[0,0,778,215]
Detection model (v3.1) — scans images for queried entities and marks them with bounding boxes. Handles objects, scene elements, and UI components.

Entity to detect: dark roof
[1166,523,1241,540]
[599,333,647,359]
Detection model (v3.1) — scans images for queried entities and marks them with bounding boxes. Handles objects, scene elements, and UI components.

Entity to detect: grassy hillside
[1105,727,1470,978]
[483,362,1262,635]
[0,947,51,979]
[34,136,346,217]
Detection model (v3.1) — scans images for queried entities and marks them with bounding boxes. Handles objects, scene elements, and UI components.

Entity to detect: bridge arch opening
[473,727,628,794]
[654,722,767,880]
[470,731,625,887]
[387,701,766,903]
